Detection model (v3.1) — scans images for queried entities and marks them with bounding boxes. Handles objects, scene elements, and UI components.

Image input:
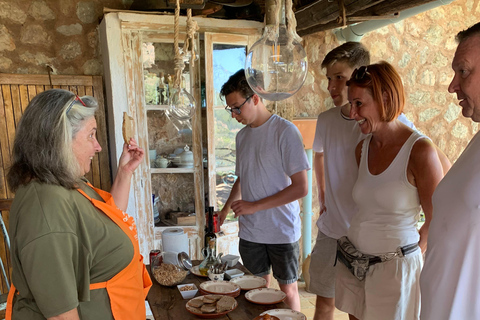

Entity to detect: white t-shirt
[420,130,480,320]
[312,107,362,239]
[235,114,310,244]
[313,108,417,239]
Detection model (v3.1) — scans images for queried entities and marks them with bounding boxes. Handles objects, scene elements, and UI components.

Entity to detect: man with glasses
[218,69,310,312]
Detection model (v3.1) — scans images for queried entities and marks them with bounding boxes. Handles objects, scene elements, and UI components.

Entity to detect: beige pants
[336,249,422,320]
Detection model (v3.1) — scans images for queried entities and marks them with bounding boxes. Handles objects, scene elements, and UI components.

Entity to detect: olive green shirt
[9,180,133,319]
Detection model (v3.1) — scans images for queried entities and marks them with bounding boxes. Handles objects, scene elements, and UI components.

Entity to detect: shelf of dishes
[149,145,194,169]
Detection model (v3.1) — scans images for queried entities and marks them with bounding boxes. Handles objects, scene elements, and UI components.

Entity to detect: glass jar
[198,239,218,276]
[151,251,192,286]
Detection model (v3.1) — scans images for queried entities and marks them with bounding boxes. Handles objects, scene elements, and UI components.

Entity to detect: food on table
[179,285,196,291]
[186,295,237,314]
[216,296,236,313]
[188,297,204,308]
[203,295,222,304]
[201,303,217,313]
[152,263,188,286]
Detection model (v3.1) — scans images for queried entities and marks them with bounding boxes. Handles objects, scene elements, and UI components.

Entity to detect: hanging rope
[173,0,185,89]
[184,9,199,68]
[285,0,302,49]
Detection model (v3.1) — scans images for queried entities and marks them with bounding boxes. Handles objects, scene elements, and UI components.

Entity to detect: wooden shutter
[0,74,112,293]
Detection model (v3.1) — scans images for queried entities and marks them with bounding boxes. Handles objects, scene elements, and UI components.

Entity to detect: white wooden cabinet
[100,12,262,261]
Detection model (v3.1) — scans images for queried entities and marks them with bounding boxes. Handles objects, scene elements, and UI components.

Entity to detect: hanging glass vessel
[245,0,307,101]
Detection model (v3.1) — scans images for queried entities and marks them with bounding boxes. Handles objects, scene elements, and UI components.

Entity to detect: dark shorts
[239,238,300,284]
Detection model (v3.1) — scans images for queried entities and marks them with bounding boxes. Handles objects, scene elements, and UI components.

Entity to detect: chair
[0,200,11,291]
[0,199,12,320]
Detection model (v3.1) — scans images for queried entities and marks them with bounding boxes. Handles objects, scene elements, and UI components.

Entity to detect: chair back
[0,199,12,293]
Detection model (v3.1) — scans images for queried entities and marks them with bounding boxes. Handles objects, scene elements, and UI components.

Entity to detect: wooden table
[147,261,291,319]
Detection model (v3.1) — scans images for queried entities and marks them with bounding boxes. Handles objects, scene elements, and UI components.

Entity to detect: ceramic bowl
[177,283,198,299]
[221,254,240,267]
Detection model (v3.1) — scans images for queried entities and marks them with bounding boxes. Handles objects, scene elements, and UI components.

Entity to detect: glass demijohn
[245,24,308,101]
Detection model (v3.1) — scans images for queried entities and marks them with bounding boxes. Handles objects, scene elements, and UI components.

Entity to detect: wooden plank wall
[0,74,112,293]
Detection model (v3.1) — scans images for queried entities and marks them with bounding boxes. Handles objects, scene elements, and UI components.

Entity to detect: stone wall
[295,0,480,163]
[0,0,128,75]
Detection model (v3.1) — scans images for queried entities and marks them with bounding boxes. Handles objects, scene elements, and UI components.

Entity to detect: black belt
[369,243,419,266]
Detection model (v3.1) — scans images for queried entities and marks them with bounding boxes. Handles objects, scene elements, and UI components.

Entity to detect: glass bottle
[204,206,217,249]
[198,238,217,276]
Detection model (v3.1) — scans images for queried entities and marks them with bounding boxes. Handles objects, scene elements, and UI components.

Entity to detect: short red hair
[347,61,405,122]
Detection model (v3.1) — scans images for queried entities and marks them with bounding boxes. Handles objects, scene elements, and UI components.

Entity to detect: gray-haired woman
[5,89,152,320]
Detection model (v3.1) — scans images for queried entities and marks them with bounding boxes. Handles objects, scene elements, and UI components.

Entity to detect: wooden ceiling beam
[296,0,438,36]
[295,0,388,32]
[352,0,437,16]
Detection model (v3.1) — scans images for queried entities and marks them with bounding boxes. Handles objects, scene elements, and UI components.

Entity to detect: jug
[198,238,218,276]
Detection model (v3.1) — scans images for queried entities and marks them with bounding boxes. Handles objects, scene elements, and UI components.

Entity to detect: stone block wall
[0,0,128,75]
[295,0,480,163]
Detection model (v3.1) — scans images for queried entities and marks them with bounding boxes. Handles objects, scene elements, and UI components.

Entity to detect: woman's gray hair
[7,89,98,191]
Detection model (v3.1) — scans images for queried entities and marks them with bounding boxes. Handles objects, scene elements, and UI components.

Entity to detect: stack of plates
[199,280,241,297]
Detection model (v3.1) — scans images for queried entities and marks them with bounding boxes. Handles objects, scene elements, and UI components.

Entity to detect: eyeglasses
[66,95,86,114]
[352,66,370,81]
[225,95,253,115]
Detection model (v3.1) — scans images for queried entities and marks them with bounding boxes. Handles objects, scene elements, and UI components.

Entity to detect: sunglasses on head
[352,66,371,81]
[66,95,86,114]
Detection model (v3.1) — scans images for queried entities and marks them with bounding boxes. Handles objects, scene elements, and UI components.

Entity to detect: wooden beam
[295,0,387,33]
[353,0,437,16]
[297,0,438,36]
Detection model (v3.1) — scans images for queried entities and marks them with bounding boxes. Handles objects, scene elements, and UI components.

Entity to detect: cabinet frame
[100,12,263,261]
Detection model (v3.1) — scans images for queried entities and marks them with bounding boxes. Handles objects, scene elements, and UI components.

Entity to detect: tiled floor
[297,281,348,320]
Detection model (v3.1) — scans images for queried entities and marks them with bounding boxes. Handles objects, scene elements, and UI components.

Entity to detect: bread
[188,297,204,308]
[122,112,134,144]
[216,295,236,313]
[200,303,217,313]
[203,295,222,304]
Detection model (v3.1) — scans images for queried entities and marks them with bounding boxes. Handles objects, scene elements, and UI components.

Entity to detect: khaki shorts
[308,231,337,298]
[336,248,422,320]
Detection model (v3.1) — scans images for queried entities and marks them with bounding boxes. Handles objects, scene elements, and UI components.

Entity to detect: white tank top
[348,131,424,255]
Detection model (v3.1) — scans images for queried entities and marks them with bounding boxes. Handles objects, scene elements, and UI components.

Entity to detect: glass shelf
[146,104,169,111]
[151,168,195,174]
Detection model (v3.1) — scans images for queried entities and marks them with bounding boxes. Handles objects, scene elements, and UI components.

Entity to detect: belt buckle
[382,252,398,261]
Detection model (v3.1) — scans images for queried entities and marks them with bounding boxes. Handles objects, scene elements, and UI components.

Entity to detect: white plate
[245,288,286,304]
[230,275,266,290]
[191,265,208,277]
[200,280,240,294]
[259,309,307,320]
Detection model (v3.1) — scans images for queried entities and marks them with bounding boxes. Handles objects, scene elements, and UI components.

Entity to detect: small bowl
[221,254,240,267]
[208,271,225,281]
[177,283,198,299]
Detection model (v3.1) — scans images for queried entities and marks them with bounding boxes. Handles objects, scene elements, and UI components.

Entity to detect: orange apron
[6,183,152,320]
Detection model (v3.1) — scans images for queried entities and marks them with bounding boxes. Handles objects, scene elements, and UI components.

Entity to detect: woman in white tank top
[334,62,445,320]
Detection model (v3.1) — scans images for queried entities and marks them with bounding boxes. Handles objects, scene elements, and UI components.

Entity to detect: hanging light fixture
[166,0,198,127]
[245,0,308,101]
